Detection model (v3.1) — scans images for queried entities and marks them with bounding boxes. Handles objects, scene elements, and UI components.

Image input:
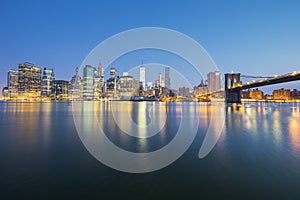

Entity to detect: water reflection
[1,101,300,196]
[225,103,300,152]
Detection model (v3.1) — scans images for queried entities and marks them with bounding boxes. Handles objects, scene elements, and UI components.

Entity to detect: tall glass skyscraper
[93,64,105,99]
[83,65,95,100]
[41,68,55,97]
[139,65,145,91]
[106,68,118,98]
[99,65,105,97]
[165,67,170,89]
[18,62,42,98]
[69,67,83,100]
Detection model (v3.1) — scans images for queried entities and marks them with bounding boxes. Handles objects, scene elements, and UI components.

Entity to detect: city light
[2,62,300,103]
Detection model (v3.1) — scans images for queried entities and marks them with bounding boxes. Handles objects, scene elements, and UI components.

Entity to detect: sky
[0,0,300,94]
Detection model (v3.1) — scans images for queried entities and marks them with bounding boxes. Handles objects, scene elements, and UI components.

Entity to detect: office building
[179,87,190,98]
[207,71,221,92]
[118,74,135,100]
[99,65,105,97]
[140,65,145,91]
[52,80,70,100]
[83,65,96,100]
[69,67,83,100]
[18,62,42,98]
[7,70,18,99]
[159,73,164,88]
[41,68,55,97]
[106,67,118,98]
[165,67,170,89]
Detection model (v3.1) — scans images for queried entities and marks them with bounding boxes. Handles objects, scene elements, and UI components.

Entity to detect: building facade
[98,65,105,97]
[69,67,83,100]
[165,67,170,89]
[139,66,145,91]
[83,65,95,100]
[18,62,42,99]
[249,89,264,99]
[52,80,70,101]
[207,71,221,93]
[273,88,290,100]
[179,87,190,98]
[7,70,18,99]
[41,68,55,97]
[193,80,208,96]
[106,68,118,98]
[118,75,135,100]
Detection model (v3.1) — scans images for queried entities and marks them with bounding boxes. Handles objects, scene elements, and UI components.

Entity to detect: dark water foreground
[0,101,300,199]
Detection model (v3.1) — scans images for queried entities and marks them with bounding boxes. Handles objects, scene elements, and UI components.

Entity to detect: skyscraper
[99,64,105,96]
[106,67,118,98]
[139,65,145,91]
[18,62,42,98]
[83,65,95,100]
[69,67,83,100]
[7,70,18,99]
[207,71,221,92]
[41,68,55,97]
[159,73,164,88]
[165,67,170,89]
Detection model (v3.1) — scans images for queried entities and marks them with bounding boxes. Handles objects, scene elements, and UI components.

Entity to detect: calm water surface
[0,101,300,199]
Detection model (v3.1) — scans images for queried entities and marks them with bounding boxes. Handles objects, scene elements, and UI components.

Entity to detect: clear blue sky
[0,0,300,93]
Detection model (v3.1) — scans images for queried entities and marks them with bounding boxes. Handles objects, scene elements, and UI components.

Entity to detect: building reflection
[289,106,300,151]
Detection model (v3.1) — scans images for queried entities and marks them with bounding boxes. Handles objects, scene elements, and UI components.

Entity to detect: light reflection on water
[1,101,300,198]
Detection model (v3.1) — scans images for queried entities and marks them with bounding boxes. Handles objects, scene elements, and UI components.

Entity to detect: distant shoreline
[1,99,300,103]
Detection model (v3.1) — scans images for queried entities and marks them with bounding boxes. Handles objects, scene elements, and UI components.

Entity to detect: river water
[1,101,300,199]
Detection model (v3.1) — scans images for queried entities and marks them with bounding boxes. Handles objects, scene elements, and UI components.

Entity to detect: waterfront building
[98,65,105,97]
[83,65,95,101]
[207,71,221,93]
[140,65,145,91]
[118,75,135,100]
[178,87,190,98]
[193,80,208,96]
[41,68,55,97]
[52,80,70,101]
[94,67,101,100]
[69,67,83,100]
[273,88,290,100]
[18,62,42,99]
[106,68,118,98]
[7,70,18,99]
[290,89,300,100]
[249,89,264,99]
[2,87,8,99]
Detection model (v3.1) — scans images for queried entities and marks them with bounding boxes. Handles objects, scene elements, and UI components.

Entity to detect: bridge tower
[225,73,242,103]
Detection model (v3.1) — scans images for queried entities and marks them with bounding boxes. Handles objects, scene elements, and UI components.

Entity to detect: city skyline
[1,1,300,95]
[2,61,300,102]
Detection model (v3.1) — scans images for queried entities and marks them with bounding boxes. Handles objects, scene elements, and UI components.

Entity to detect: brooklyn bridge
[224,71,300,103]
